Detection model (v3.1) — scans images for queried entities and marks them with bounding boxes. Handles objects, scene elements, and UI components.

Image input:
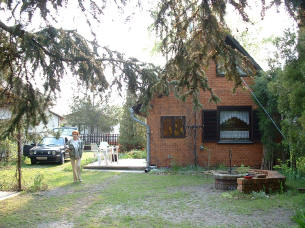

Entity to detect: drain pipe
[129,107,151,172]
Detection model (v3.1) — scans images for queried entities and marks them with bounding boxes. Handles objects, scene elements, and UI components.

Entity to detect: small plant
[236,164,250,174]
[27,173,48,192]
[293,209,305,227]
[170,160,179,173]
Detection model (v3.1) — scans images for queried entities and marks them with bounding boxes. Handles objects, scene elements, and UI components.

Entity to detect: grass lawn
[0,157,304,227]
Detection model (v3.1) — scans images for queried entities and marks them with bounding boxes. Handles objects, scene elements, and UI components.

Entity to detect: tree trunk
[16,128,22,191]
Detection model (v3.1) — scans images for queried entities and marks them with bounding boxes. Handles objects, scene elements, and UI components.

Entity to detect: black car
[28,136,70,165]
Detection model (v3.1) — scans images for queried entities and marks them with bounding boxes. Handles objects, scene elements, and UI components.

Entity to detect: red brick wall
[147,60,263,167]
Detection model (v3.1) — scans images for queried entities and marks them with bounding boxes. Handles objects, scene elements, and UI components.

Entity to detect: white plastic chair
[99,141,110,165]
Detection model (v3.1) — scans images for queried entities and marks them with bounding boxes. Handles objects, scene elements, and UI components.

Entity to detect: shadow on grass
[0,171,118,227]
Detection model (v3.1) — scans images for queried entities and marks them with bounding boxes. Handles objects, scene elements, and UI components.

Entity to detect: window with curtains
[219,110,250,140]
[161,116,185,138]
[202,106,259,143]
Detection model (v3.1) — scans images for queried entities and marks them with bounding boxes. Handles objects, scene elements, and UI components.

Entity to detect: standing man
[68,130,83,182]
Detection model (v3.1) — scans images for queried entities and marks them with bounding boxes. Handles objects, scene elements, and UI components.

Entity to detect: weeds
[236,164,250,174]
[293,209,305,227]
[274,159,305,180]
[27,173,48,192]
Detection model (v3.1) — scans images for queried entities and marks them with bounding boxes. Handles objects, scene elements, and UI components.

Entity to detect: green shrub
[293,209,305,227]
[297,156,305,177]
[119,149,146,159]
[274,159,305,180]
[236,164,250,174]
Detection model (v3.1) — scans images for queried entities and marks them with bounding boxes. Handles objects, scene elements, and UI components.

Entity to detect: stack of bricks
[237,169,286,194]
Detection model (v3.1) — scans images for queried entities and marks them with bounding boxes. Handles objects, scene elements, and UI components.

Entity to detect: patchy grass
[0,164,304,227]
[0,152,97,191]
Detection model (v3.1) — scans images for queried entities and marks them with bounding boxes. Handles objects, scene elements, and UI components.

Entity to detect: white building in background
[0,107,12,120]
[0,107,63,134]
[28,110,63,134]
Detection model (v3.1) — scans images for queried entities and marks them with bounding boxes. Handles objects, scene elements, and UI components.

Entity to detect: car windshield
[40,137,64,146]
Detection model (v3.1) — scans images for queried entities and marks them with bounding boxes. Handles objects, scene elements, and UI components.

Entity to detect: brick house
[142,36,263,168]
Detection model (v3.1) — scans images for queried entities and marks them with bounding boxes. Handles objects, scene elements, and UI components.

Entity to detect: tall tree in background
[268,28,305,171]
[66,96,119,134]
[119,91,146,152]
[0,0,159,138]
[252,71,284,169]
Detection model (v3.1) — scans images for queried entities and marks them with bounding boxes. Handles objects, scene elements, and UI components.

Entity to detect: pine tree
[119,91,146,152]
[0,1,159,138]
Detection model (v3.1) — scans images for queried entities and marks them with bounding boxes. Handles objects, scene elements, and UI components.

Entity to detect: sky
[51,1,297,116]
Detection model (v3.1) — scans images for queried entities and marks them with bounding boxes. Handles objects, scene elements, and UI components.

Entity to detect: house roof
[225,35,262,71]
[132,35,262,116]
[49,109,64,119]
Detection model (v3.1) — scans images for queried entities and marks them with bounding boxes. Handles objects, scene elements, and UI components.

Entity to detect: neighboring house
[0,106,63,134]
[28,110,63,134]
[138,36,263,168]
[0,107,12,120]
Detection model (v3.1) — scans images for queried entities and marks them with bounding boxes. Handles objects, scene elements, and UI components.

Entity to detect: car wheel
[59,153,65,165]
[30,158,37,165]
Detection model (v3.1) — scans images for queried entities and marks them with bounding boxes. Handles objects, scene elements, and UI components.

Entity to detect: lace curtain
[220,111,249,139]
[220,111,249,125]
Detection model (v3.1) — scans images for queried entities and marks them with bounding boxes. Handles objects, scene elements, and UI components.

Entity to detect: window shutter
[202,110,218,142]
[253,110,261,141]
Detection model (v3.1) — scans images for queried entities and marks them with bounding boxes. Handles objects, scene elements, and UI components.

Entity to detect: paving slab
[0,191,20,201]
[84,158,147,171]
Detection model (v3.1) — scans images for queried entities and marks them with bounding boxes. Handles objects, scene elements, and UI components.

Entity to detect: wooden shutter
[202,110,218,142]
[252,110,261,141]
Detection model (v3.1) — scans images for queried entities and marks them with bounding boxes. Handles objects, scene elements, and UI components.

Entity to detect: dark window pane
[174,118,184,136]
[161,116,185,138]
[163,118,173,137]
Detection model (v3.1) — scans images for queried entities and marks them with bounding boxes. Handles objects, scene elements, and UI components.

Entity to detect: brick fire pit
[214,172,244,190]
[237,169,286,194]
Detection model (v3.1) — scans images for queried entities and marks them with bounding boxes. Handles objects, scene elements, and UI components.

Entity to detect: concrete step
[84,165,146,171]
